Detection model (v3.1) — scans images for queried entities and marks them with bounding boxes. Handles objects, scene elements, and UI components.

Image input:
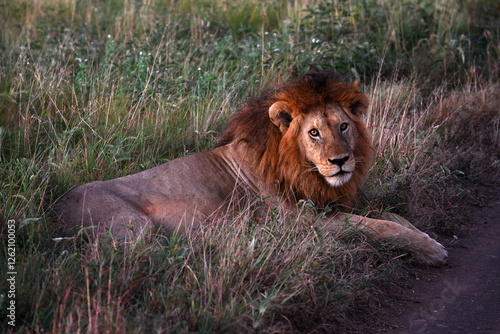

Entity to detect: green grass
[1,0,499,332]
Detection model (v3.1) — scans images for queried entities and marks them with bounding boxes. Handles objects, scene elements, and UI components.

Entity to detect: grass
[0,0,499,332]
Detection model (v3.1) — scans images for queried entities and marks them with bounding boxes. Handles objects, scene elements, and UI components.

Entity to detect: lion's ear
[269,101,293,133]
[350,92,369,116]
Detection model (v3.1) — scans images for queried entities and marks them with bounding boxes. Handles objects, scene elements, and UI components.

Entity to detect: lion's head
[217,70,374,208]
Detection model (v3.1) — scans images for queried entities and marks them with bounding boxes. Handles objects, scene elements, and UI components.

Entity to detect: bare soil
[376,177,500,334]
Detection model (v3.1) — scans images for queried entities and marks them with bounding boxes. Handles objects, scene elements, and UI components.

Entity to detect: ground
[376,177,500,334]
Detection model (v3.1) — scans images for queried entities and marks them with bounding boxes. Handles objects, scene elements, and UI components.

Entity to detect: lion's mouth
[324,170,353,187]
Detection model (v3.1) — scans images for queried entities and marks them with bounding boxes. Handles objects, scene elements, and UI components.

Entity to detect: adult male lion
[57,70,447,266]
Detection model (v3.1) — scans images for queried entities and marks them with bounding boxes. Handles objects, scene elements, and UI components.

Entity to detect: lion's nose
[328,155,349,167]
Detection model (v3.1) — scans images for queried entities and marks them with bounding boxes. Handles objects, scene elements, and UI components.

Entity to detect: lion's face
[217,71,376,207]
[269,101,363,189]
[297,105,357,187]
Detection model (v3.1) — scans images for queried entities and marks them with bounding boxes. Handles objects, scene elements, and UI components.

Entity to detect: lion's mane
[217,70,374,208]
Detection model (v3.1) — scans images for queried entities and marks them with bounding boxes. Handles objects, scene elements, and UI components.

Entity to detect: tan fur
[56,70,447,266]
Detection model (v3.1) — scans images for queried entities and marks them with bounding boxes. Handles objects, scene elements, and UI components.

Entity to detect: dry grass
[363,78,500,235]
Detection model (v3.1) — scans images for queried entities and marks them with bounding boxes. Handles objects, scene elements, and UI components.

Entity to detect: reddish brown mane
[216,70,374,208]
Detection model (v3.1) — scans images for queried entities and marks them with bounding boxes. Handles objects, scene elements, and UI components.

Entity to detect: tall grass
[364,75,500,235]
[0,0,499,332]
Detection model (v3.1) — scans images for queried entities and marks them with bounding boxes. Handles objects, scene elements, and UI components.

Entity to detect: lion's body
[58,148,239,236]
[57,70,447,266]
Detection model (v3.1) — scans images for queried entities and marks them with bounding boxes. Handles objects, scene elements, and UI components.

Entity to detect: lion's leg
[380,212,421,233]
[326,212,447,266]
[95,209,153,240]
[62,200,153,240]
[57,182,154,240]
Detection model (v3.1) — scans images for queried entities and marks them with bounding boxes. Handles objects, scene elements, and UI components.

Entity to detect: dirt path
[377,179,500,334]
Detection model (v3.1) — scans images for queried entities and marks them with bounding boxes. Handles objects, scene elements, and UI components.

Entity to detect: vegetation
[1,0,499,332]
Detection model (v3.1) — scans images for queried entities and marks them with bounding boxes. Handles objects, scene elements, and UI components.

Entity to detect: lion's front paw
[413,235,448,266]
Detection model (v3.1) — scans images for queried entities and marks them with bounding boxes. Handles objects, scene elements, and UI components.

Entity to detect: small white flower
[76,58,82,62]
[139,51,143,56]
[198,67,201,71]
[148,52,151,56]
[85,59,88,62]
[108,34,111,38]
[243,66,248,69]
[274,48,280,52]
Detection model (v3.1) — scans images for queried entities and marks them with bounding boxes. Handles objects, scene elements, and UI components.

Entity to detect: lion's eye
[340,123,349,132]
[309,129,320,137]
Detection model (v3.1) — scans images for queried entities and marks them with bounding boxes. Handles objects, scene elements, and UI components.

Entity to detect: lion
[56,70,447,266]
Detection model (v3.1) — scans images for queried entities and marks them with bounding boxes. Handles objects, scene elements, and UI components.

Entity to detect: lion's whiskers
[301,162,319,174]
[304,166,318,174]
[354,158,364,166]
